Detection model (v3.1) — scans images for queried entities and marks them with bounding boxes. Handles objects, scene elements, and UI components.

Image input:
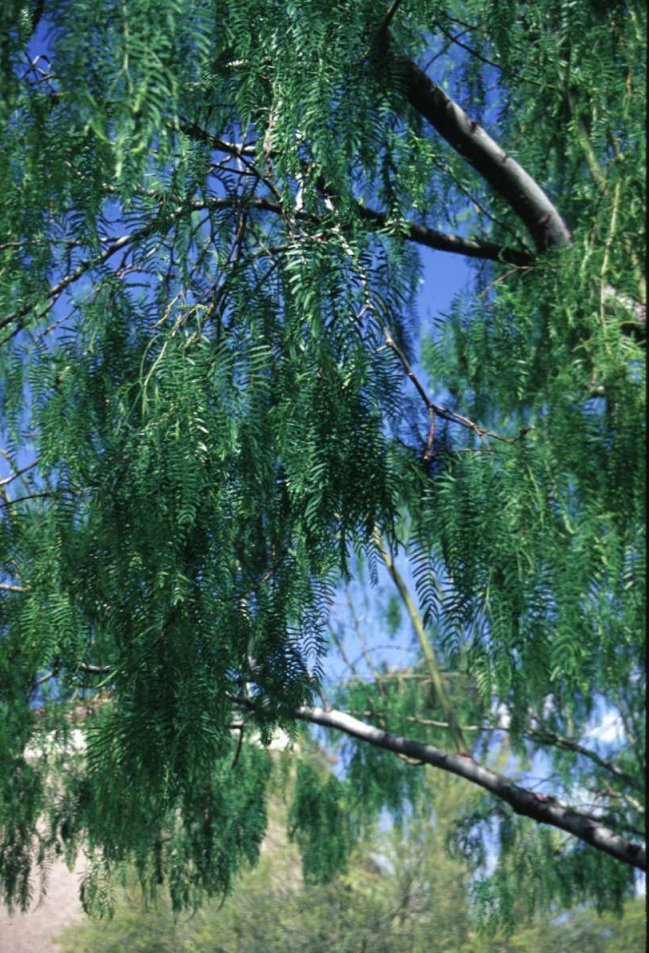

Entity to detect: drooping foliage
[54,770,647,952]
[0,0,645,921]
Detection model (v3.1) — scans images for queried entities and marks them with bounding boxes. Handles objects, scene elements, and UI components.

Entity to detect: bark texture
[298,705,647,871]
[400,58,572,252]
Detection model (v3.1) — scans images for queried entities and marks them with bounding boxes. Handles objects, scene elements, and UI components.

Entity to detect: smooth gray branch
[296,704,646,871]
[400,58,572,252]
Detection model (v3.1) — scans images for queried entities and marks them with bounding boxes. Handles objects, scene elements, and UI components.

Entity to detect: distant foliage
[56,774,647,952]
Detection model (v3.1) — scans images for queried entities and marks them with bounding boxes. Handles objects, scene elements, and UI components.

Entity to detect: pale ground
[0,734,298,951]
[0,858,85,953]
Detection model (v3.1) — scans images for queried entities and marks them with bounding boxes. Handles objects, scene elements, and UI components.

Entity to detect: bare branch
[399,58,572,251]
[295,705,646,870]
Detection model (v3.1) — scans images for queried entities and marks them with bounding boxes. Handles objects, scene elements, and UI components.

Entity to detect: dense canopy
[0,0,645,922]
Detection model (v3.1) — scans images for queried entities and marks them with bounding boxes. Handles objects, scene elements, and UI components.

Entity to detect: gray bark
[297,705,646,871]
[400,58,572,252]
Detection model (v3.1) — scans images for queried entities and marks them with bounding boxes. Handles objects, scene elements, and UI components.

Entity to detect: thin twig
[384,328,530,447]
[0,461,38,487]
[0,492,53,508]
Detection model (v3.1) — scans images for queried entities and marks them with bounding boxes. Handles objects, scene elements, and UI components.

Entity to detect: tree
[55,771,488,952]
[0,0,645,920]
[55,772,647,952]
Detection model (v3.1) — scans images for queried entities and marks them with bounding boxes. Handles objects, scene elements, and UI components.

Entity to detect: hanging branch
[373,529,467,752]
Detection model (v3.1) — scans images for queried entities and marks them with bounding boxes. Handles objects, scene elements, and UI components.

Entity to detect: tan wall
[0,857,85,953]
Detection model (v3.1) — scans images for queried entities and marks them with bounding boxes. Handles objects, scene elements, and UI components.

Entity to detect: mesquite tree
[0,0,645,920]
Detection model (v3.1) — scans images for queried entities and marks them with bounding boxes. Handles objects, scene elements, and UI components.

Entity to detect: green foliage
[0,0,645,923]
[55,776,646,952]
[288,760,349,884]
[56,887,648,953]
[458,801,636,932]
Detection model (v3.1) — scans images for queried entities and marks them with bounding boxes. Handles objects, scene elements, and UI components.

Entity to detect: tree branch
[373,530,467,752]
[383,328,531,444]
[0,199,534,339]
[379,0,407,34]
[295,704,646,870]
[357,206,533,264]
[398,712,643,795]
[527,726,644,794]
[177,119,534,265]
[0,228,158,334]
[399,58,572,252]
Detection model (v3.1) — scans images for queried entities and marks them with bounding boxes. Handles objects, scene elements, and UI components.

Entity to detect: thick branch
[399,58,572,252]
[295,705,646,871]
[177,120,534,265]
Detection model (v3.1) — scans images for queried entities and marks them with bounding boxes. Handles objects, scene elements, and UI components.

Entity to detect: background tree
[55,771,646,952]
[0,0,645,922]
